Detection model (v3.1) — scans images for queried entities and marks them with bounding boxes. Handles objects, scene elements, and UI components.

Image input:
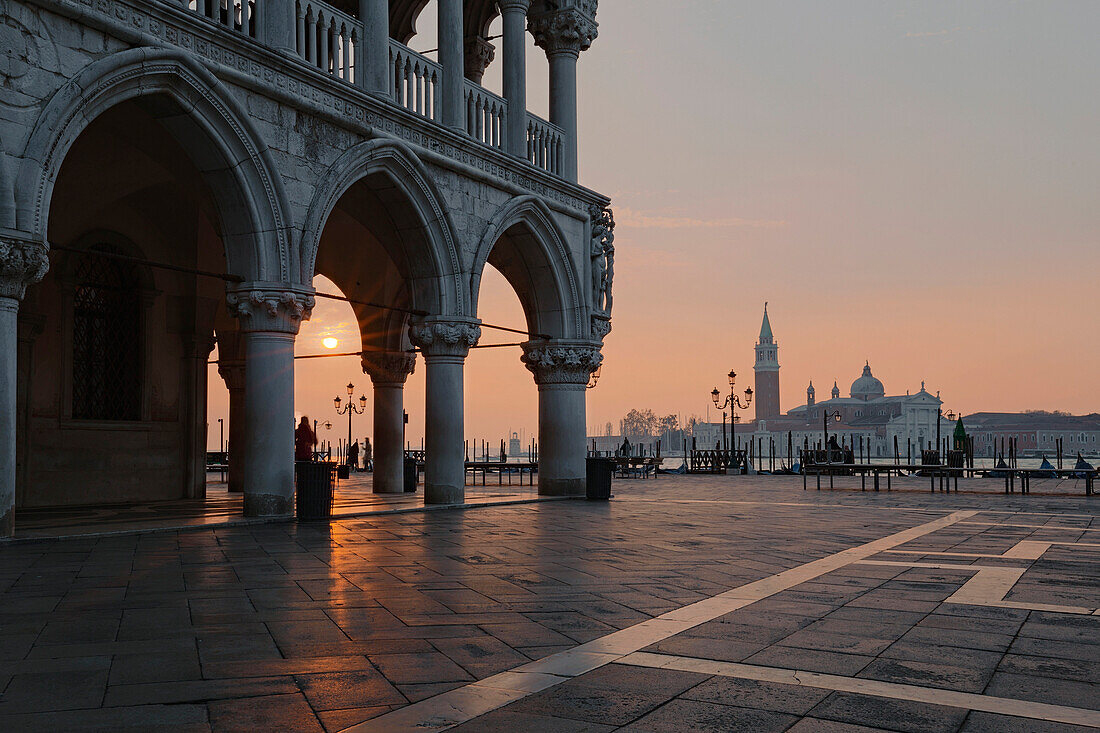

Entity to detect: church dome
[850,362,885,401]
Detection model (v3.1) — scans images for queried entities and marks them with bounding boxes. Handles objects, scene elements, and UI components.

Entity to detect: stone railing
[294,0,361,82]
[183,0,259,39]
[163,0,582,185]
[464,81,506,150]
[389,38,441,121]
[527,113,564,176]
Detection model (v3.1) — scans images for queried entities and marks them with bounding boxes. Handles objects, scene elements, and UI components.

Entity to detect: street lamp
[822,410,842,463]
[937,408,955,457]
[711,369,753,471]
[335,382,367,464]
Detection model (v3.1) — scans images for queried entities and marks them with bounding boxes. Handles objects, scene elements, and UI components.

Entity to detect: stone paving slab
[0,475,1098,731]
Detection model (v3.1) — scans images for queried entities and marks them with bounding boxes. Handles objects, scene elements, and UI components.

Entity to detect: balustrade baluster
[403,59,414,111]
[340,26,350,80]
[428,70,438,119]
[240,0,250,36]
[349,30,358,83]
[476,96,485,142]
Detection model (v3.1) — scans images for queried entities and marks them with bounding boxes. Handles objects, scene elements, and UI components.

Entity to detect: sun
[322,337,338,349]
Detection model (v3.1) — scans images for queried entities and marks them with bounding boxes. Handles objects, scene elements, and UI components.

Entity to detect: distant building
[692,309,951,459]
[963,413,1100,457]
[754,304,781,421]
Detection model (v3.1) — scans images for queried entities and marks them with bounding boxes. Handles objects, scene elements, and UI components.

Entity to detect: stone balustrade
[170,0,589,181]
[294,0,361,82]
[526,113,565,176]
[181,0,258,39]
[464,81,507,150]
[389,38,442,121]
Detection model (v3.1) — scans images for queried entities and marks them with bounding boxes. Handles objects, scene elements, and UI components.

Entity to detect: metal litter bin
[404,458,419,492]
[586,457,614,500]
[296,462,335,520]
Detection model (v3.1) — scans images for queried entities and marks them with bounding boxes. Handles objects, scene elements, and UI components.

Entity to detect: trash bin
[404,458,419,493]
[586,457,614,500]
[296,462,335,520]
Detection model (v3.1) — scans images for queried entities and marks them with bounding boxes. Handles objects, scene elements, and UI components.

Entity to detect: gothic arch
[299,138,464,317]
[470,195,583,339]
[15,47,294,283]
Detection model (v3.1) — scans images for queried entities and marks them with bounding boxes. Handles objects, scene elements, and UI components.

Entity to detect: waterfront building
[963,412,1100,458]
[693,308,951,459]
[0,0,613,535]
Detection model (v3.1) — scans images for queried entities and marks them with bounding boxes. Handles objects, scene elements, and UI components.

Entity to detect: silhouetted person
[348,440,359,471]
[295,417,317,462]
[619,437,632,457]
[363,438,373,472]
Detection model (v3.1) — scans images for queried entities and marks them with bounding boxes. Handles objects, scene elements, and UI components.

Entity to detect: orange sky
[208,2,1099,448]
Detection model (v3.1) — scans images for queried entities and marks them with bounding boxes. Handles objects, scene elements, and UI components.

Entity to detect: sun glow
[322,337,338,350]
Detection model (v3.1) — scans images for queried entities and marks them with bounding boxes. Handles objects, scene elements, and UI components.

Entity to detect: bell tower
[754,303,781,420]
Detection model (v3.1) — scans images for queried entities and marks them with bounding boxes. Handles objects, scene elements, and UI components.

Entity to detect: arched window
[71,246,142,420]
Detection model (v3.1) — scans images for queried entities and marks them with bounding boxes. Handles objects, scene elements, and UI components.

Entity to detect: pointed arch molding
[16,47,294,283]
[471,195,583,339]
[300,139,464,317]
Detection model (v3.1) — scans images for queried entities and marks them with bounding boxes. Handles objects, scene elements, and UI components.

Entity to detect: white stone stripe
[341,510,978,732]
[618,651,1100,729]
[859,559,1099,615]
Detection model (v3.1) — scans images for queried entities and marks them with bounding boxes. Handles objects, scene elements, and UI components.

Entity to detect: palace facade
[0,0,613,535]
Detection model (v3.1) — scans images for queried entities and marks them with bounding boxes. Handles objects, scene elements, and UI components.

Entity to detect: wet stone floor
[0,476,1098,731]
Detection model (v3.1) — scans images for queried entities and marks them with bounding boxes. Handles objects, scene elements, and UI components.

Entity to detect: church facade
[0,0,613,535]
[694,307,951,460]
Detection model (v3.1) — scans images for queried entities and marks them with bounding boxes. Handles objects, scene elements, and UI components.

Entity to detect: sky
[208,1,1099,449]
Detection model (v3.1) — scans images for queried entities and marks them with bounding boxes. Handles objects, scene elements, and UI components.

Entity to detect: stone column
[185,336,216,499]
[408,318,480,504]
[361,351,416,494]
[360,0,390,94]
[262,0,297,55]
[226,285,314,517]
[438,0,465,130]
[530,1,599,182]
[500,0,529,157]
[0,235,49,537]
[217,359,246,493]
[521,341,602,497]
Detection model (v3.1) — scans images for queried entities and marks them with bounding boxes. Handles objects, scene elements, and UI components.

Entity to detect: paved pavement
[0,475,1097,731]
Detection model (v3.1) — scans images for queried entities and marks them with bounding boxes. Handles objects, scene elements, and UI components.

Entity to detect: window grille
[71,247,142,420]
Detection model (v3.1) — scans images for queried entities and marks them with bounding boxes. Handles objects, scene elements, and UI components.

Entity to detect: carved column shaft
[362,351,416,494]
[501,0,530,157]
[218,360,247,493]
[226,284,314,517]
[521,340,602,497]
[409,319,480,504]
[0,235,49,537]
[530,1,599,182]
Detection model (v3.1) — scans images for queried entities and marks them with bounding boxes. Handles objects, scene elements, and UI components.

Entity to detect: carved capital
[464,35,496,84]
[225,283,314,335]
[362,350,417,386]
[529,0,598,55]
[0,234,50,300]
[521,340,603,386]
[218,360,246,391]
[409,318,481,359]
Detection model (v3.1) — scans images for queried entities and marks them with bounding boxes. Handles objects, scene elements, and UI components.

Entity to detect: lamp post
[822,410,842,463]
[937,408,955,457]
[711,370,753,472]
[335,382,367,464]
